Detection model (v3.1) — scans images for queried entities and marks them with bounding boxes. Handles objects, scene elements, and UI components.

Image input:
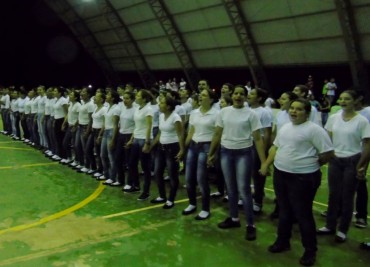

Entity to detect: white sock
[184,204,196,212]
[198,210,209,218]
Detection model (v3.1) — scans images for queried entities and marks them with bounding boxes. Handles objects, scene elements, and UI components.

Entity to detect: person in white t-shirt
[150,96,185,209]
[317,90,370,243]
[123,89,154,201]
[292,85,321,126]
[61,91,81,165]
[112,91,136,186]
[87,91,107,178]
[9,90,21,139]
[0,88,11,134]
[18,90,30,141]
[247,88,273,214]
[36,86,48,148]
[51,86,68,161]
[260,98,333,266]
[208,85,266,241]
[97,90,121,184]
[182,89,219,220]
[44,88,56,156]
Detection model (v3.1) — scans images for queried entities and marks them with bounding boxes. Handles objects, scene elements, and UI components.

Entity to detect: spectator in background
[327,78,337,104]
[322,79,329,96]
[179,78,187,90]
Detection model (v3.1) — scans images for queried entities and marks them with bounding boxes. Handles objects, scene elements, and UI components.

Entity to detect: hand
[356,167,366,180]
[142,143,151,153]
[96,136,102,145]
[175,149,184,162]
[259,162,269,176]
[207,154,215,168]
[108,140,114,150]
[125,140,132,149]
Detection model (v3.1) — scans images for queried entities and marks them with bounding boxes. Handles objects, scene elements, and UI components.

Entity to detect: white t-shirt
[189,108,218,143]
[44,98,54,116]
[31,96,40,114]
[181,102,193,115]
[37,95,47,114]
[216,106,261,149]
[119,105,136,134]
[359,107,370,122]
[92,106,107,129]
[10,99,19,112]
[48,98,57,117]
[78,100,95,125]
[325,113,370,157]
[309,106,322,127]
[274,121,333,173]
[0,94,10,109]
[18,97,28,113]
[274,110,290,133]
[24,98,32,115]
[150,103,160,127]
[159,112,181,144]
[175,105,186,117]
[133,104,153,139]
[53,97,68,119]
[67,102,81,125]
[104,104,120,130]
[252,106,273,137]
[327,82,337,96]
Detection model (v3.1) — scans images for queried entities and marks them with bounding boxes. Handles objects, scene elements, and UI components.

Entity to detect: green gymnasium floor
[0,134,369,267]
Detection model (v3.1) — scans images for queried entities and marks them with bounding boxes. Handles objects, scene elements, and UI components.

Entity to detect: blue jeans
[273,167,321,252]
[100,129,115,180]
[128,138,152,194]
[75,125,89,165]
[326,154,360,234]
[37,113,48,147]
[220,146,254,225]
[155,143,180,202]
[185,141,210,211]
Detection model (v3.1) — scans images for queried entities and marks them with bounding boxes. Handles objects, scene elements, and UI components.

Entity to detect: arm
[207,126,223,166]
[263,126,272,151]
[175,120,185,161]
[151,130,161,149]
[83,112,93,138]
[356,138,370,179]
[252,130,266,163]
[318,150,334,166]
[185,125,194,148]
[142,115,153,153]
[259,145,277,176]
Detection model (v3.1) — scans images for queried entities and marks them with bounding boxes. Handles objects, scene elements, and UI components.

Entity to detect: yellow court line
[0,183,105,236]
[104,188,370,220]
[0,146,33,151]
[0,162,58,170]
[0,141,17,144]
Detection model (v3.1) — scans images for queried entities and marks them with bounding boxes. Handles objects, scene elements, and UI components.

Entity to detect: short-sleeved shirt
[325,113,370,157]
[92,106,107,129]
[274,121,333,173]
[78,100,95,125]
[216,106,261,149]
[104,104,120,130]
[159,112,181,144]
[119,105,136,134]
[53,97,68,119]
[133,103,153,139]
[189,108,219,143]
[67,102,81,125]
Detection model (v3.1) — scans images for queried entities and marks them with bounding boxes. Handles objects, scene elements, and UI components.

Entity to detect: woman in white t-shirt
[182,89,219,220]
[61,91,81,164]
[260,98,333,266]
[51,86,68,161]
[317,90,370,242]
[87,91,107,177]
[97,90,121,184]
[208,85,266,241]
[112,91,136,186]
[150,96,184,209]
[123,89,153,201]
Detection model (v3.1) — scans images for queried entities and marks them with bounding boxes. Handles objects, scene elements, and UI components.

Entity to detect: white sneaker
[94,172,102,177]
[111,181,121,186]
[60,159,67,163]
[87,169,95,174]
[103,179,113,184]
[80,167,89,173]
[123,184,132,190]
[164,176,170,181]
[70,161,78,167]
[51,155,58,159]
[97,175,106,180]
[75,165,83,169]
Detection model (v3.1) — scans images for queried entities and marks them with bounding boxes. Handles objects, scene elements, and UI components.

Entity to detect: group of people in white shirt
[1,80,370,265]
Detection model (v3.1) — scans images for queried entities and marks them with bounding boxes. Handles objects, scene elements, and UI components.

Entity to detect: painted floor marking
[0,146,33,151]
[0,183,105,236]
[0,162,58,170]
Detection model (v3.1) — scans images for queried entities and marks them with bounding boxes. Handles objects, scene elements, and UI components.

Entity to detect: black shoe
[182,206,197,215]
[150,197,166,204]
[360,242,370,250]
[163,202,174,209]
[123,186,140,193]
[246,225,256,241]
[268,242,291,253]
[137,192,150,201]
[299,250,316,266]
[218,217,241,229]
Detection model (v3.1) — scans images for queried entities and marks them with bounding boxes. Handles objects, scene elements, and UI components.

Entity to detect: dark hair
[294,84,309,98]
[221,95,232,106]
[223,83,235,92]
[201,89,218,105]
[290,98,312,114]
[56,86,66,96]
[70,90,80,102]
[108,90,121,104]
[96,91,106,102]
[233,85,248,95]
[139,89,152,103]
[283,91,299,101]
[167,90,180,101]
[163,95,178,112]
[340,90,361,100]
[254,88,269,104]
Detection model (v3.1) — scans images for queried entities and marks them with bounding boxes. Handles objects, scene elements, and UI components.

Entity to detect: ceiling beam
[334,0,369,101]
[148,0,200,92]
[98,0,156,88]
